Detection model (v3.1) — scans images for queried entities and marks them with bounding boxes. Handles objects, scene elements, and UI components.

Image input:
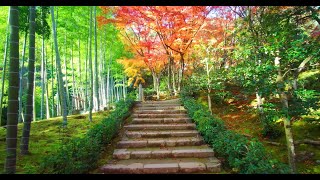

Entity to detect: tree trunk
[123,77,126,100]
[51,40,55,117]
[84,35,88,111]
[89,7,93,121]
[276,56,296,173]
[111,77,114,104]
[152,72,157,95]
[114,80,118,101]
[56,45,60,117]
[78,38,82,110]
[152,72,160,100]
[0,8,10,126]
[205,57,213,115]
[5,6,19,174]
[50,6,68,126]
[178,53,185,92]
[70,43,75,111]
[21,6,36,155]
[40,30,45,120]
[45,45,50,119]
[281,91,296,173]
[167,56,173,96]
[33,66,36,122]
[172,64,177,95]
[156,76,160,100]
[64,32,69,113]
[18,26,28,123]
[139,83,143,101]
[255,91,263,113]
[93,6,100,111]
[106,51,111,109]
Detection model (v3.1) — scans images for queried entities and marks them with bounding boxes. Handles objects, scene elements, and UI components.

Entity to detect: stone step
[126,130,198,138]
[113,148,214,160]
[132,113,189,118]
[125,145,212,151]
[135,103,182,107]
[124,124,196,131]
[138,102,181,105]
[100,157,221,174]
[132,118,191,124]
[140,99,180,104]
[136,106,185,110]
[117,137,204,148]
[133,109,187,114]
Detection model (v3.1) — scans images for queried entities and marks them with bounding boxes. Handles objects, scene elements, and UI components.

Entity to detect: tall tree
[0,8,10,126]
[20,6,36,155]
[88,7,93,122]
[45,45,50,119]
[5,6,19,174]
[51,40,55,117]
[40,22,45,120]
[93,6,100,111]
[63,32,69,112]
[50,6,68,126]
[18,17,28,123]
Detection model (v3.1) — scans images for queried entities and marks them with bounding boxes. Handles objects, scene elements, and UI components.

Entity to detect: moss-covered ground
[199,85,320,174]
[0,111,109,174]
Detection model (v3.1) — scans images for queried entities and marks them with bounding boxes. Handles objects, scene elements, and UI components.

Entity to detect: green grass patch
[0,111,109,174]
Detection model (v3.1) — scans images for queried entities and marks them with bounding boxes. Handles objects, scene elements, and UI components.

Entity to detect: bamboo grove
[0,6,131,173]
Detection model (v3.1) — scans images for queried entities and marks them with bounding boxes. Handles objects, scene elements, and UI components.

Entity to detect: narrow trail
[99,99,221,174]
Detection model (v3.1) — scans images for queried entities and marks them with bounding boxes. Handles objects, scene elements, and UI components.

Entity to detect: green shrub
[261,103,283,139]
[39,96,135,174]
[180,89,290,174]
[233,141,290,174]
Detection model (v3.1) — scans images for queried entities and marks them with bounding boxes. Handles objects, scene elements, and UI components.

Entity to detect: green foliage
[38,96,135,174]
[18,6,51,38]
[260,103,283,139]
[298,70,320,90]
[181,89,290,174]
[289,89,320,118]
[233,141,290,174]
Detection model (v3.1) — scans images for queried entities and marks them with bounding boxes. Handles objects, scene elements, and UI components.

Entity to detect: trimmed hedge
[39,97,135,174]
[180,90,290,174]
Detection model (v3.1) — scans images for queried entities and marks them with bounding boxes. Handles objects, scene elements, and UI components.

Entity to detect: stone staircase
[100,99,221,174]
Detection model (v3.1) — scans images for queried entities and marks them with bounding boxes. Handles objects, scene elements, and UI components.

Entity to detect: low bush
[260,103,283,139]
[39,96,135,174]
[180,90,290,174]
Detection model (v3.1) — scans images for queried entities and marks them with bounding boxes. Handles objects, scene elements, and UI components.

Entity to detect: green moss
[0,111,108,174]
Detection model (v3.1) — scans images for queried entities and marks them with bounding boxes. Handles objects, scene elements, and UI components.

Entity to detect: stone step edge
[100,161,221,174]
[113,148,214,160]
[126,131,198,138]
[117,138,204,148]
[133,112,187,115]
[132,114,189,117]
[131,119,190,124]
[132,118,191,121]
[137,101,180,104]
[134,109,187,112]
[135,104,183,107]
[124,124,195,127]
[136,107,185,110]
[124,125,196,131]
